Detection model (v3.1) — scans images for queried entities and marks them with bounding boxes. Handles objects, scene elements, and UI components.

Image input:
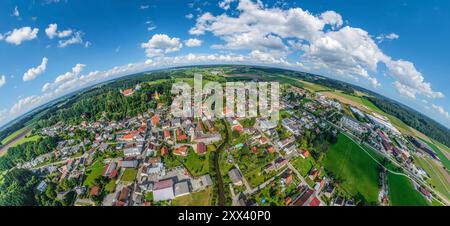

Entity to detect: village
[14,77,443,207]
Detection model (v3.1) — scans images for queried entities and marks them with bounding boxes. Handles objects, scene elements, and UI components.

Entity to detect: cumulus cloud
[42,63,85,93]
[386,59,444,99]
[141,34,183,58]
[58,31,84,48]
[45,23,87,48]
[2,27,39,45]
[185,38,203,47]
[219,0,236,10]
[189,0,442,97]
[23,57,49,81]
[0,75,6,88]
[432,104,450,119]
[45,23,73,39]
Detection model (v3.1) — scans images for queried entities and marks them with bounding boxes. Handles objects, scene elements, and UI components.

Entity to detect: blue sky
[0,0,449,128]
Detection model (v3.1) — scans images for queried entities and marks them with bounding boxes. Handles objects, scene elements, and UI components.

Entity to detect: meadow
[323,133,382,205]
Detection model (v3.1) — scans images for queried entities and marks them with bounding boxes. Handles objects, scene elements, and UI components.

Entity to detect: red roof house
[90,186,100,196]
[196,142,206,155]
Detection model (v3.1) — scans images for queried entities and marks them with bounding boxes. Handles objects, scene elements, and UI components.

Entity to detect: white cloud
[45,24,57,38]
[45,24,73,39]
[2,27,39,45]
[185,13,194,19]
[13,6,20,17]
[42,83,51,92]
[185,38,203,47]
[320,11,343,29]
[386,59,444,99]
[45,23,86,48]
[23,57,49,81]
[145,21,157,31]
[432,104,450,119]
[190,0,442,98]
[0,75,6,88]
[250,50,289,65]
[376,33,399,42]
[393,81,416,99]
[219,0,236,10]
[140,5,150,10]
[58,31,83,48]
[141,34,183,58]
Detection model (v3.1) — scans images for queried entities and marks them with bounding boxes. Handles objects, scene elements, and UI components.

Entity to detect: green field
[1,127,29,144]
[413,155,450,200]
[9,134,41,148]
[387,171,429,206]
[323,133,382,205]
[182,151,210,177]
[83,160,104,186]
[121,168,138,182]
[172,187,212,206]
[431,139,450,156]
[292,156,314,177]
[419,138,450,171]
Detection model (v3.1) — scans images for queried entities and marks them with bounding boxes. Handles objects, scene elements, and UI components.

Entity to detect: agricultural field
[172,187,212,206]
[83,160,105,186]
[419,138,450,171]
[9,134,41,148]
[1,127,29,144]
[413,154,450,200]
[387,171,429,206]
[323,133,382,205]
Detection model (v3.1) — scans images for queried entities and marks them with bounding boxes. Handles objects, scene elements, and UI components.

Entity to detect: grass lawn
[145,192,153,202]
[292,156,314,177]
[323,133,382,205]
[121,168,138,182]
[105,179,117,193]
[244,169,266,188]
[172,187,212,206]
[183,150,210,177]
[1,127,29,144]
[83,160,105,186]
[387,171,429,206]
